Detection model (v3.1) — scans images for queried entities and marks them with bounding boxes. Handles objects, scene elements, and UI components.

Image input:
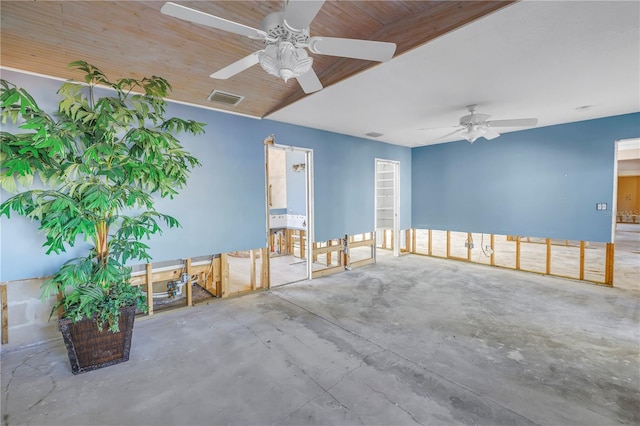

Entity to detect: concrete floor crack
[326,390,366,425]
[26,374,56,411]
[273,387,365,426]
[272,390,325,426]
[324,349,386,393]
[366,383,425,426]
[274,356,368,426]
[3,350,46,426]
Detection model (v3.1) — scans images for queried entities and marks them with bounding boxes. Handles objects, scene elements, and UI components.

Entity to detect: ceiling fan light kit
[464,125,486,143]
[161,1,396,94]
[258,42,313,82]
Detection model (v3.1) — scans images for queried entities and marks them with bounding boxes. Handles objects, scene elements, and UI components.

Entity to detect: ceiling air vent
[365,132,384,138]
[207,90,244,106]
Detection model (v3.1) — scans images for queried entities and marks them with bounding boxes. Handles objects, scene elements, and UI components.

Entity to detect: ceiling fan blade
[161,2,267,39]
[483,127,501,140]
[283,0,325,32]
[296,69,323,94]
[429,127,466,143]
[308,37,396,62]
[419,125,458,131]
[486,118,538,127]
[210,51,261,79]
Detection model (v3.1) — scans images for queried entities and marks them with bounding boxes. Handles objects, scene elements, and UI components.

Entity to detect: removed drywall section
[411,112,640,243]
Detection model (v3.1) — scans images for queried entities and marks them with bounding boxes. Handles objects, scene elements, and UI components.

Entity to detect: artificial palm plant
[0,61,205,332]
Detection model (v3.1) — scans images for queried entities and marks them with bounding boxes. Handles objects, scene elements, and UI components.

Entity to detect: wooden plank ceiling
[0,1,513,118]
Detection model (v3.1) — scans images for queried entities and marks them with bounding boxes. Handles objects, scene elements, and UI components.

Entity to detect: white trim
[265,144,271,255]
[306,149,315,280]
[617,138,640,151]
[0,66,262,120]
[612,140,620,242]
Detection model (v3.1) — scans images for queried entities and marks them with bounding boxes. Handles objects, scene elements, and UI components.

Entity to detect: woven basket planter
[58,306,136,375]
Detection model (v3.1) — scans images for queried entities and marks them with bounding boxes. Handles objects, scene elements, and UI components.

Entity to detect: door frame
[265,142,315,283]
[612,140,620,242]
[374,158,400,257]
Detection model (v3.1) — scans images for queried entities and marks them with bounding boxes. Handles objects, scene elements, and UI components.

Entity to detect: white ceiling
[266,0,640,147]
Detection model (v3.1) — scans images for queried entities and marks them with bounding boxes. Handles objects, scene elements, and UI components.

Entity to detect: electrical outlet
[465,242,474,249]
[486,246,494,255]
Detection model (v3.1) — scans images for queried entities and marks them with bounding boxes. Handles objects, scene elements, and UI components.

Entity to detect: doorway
[266,143,314,287]
[612,138,640,292]
[375,159,400,257]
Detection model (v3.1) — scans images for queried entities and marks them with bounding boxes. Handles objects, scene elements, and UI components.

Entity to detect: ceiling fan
[429,105,539,143]
[160,1,397,94]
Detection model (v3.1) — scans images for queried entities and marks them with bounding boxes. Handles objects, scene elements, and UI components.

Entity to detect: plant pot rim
[57,304,137,326]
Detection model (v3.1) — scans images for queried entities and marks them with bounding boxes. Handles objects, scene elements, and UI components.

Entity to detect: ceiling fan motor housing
[261,12,310,47]
[459,112,491,126]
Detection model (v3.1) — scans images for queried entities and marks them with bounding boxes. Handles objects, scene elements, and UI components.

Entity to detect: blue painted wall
[285,150,307,215]
[0,69,411,281]
[412,113,640,242]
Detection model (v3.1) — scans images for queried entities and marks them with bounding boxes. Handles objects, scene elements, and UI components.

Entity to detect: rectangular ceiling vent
[207,90,244,106]
[365,132,384,138]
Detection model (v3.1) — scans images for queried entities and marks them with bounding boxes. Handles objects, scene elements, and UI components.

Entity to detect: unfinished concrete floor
[2,252,639,426]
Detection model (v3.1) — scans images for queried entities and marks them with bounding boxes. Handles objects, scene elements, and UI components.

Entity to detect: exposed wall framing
[130,256,223,313]
[377,228,416,255]
[410,229,615,286]
[2,228,618,345]
[270,229,308,259]
[1,247,271,345]
[311,233,375,278]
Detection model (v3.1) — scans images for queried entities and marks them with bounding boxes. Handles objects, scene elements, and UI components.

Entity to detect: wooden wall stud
[545,238,551,275]
[185,258,193,306]
[579,241,585,280]
[605,243,615,285]
[1,284,7,345]
[490,234,495,266]
[146,263,154,315]
[250,249,257,290]
[411,228,417,253]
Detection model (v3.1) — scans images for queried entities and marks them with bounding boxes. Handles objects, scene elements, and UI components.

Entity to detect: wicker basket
[58,306,136,375]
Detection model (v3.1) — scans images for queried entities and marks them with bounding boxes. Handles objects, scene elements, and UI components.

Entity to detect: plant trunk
[96,220,109,291]
[96,220,109,261]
